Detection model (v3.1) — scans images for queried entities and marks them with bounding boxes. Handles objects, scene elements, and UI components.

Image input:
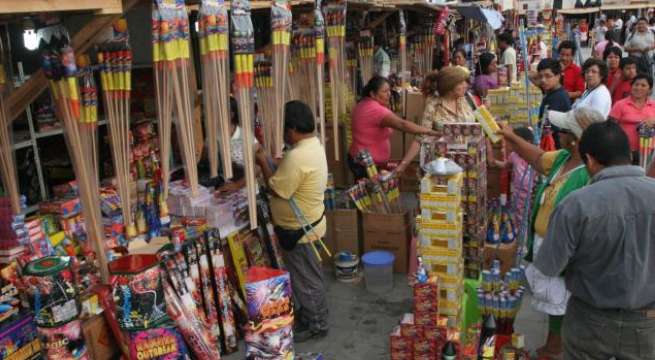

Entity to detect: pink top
[509,152,535,231]
[349,98,394,164]
[609,97,655,151]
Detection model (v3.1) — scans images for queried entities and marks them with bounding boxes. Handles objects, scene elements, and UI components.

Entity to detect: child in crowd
[488,127,536,238]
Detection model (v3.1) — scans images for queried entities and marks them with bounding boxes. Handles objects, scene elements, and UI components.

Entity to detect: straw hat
[548,107,606,139]
[435,66,470,96]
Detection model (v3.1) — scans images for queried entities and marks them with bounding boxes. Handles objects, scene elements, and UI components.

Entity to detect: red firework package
[163,281,221,360]
[390,326,413,359]
[37,319,89,360]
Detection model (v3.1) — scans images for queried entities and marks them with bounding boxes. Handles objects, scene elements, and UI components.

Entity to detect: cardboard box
[327,209,360,254]
[483,241,519,274]
[325,124,351,188]
[363,210,412,273]
[82,314,120,360]
[390,130,405,159]
[405,91,426,124]
[399,162,420,193]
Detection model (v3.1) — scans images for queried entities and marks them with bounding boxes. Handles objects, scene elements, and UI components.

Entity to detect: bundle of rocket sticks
[638,122,655,170]
[77,55,99,178]
[198,0,232,179]
[314,1,327,146]
[153,0,200,198]
[291,24,317,123]
[0,40,21,214]
[398,10,407,84]
[231,0,258,229]
[254,60,275,154]
[325,0,347,161]
[42,47,109,282]
[411,24,435,77]
[358,30,374,85]
[271,0,292,158]
[97,21,137,239]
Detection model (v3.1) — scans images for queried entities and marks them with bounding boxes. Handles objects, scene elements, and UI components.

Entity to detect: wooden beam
[0,0,123,14]
[5,0,141,124]
[367,11,395,30]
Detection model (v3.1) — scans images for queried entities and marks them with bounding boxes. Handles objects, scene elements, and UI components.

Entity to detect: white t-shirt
[626,31,655,58]
[501,47,517,83]
[219,126,260,166]
[572,85,612,118]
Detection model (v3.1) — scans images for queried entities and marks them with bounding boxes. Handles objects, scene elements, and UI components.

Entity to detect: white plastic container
[361,251,395,294]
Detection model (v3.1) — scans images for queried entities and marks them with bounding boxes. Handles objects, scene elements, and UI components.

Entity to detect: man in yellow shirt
[256,100,329,342]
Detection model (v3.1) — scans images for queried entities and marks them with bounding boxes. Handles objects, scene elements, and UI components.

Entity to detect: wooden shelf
[0,0,123,15]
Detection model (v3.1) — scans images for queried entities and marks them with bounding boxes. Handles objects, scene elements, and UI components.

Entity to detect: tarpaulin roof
[454,5,505,30]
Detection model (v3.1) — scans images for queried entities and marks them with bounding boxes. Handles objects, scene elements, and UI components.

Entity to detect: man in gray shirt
[535,121,655,360]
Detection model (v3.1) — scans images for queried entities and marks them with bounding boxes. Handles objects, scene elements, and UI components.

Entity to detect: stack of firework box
[432,123,488,279]
[417,169,465,320]
[486,84,542,126]
[390,276,451,359]
[0,196,28,263]
[477,262,526,336]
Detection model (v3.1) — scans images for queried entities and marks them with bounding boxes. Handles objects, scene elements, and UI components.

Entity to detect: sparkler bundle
[325,0,347,161]
[198,0,233,179]
[231,0,259,229]
[346,150,401,213]
[638,122,655,170]
[97,21,137,240]
[0,40,21,215]
[152,0,200,199]
[358,30,374,84]
[271,0,292,158]
[291,23,318,124]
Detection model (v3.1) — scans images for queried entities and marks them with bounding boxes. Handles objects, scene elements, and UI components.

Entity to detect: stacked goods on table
[477,261,526,336]
[417,169,465,320]
[429,123,488,279]
[486,84,541,126]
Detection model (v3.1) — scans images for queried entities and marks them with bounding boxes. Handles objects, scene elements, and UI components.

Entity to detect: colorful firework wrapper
[163,281,222,360]
[0,314,41,360]
[108,254,168,331]
[37,319,89,360]
[244,313,294,360]
[128,326,190,360]
[245,267,292,327]
[22,256,80,328]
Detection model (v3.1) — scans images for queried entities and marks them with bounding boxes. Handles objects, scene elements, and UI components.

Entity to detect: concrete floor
[223,271,548,359]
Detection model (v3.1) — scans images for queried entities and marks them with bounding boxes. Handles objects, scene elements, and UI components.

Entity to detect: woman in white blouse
[572,58,612,118]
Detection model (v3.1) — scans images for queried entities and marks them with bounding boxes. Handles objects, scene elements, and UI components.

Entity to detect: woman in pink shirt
[609,74,655,165]
[349,76,438,179]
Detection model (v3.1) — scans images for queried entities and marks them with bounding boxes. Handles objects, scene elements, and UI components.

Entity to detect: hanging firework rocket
[358,30,374,84]
[297,23,317,128]
[271,0,292,158]
[0,39,21,214]
[43,47,109,281]
[325,0,346,161]
[153,0,200,198]
[398,10,407,84]
[231,0,258,229]
[254,60,275,154]
[314,0,327,146]
[638,122,655,170]
[198,0,232,180]
[97,19,137,240]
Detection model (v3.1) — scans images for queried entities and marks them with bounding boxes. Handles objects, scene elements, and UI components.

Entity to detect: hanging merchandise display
[152,0,200,199]
[231,0,259,229]
[325,0,347,161]
[255,60,275,155]
[357,30,373,85]
[290,17,318,130]
[198,0,233,180]
[398,10,407,84]
[42,46,109,282]
[97,20,137,241]
[0,39,21,215]
[271,0,292,158]
[314,1,326,146]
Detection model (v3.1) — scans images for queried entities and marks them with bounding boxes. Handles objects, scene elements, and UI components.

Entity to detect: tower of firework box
[421,123,488,280]
[417,167,465,320]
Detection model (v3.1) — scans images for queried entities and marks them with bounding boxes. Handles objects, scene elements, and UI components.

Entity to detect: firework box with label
[390,325,414,359]
[420,171,463,195]
[244,267,294,359]
[362,210,412,273]
[108,254,168,331]
[21,256,80,328]
[0,313,41,360]
[38,198,81,217]
[37,319,88,359]
[127,326,189,360]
